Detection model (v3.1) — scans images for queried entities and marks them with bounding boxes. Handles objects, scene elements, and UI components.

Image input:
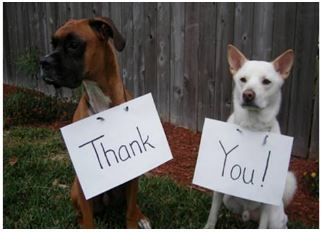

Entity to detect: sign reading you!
[193,118,293,206]
[61,93,173,200]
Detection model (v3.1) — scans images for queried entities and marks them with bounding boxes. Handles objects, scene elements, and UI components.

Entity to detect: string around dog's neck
[121,78,128,102]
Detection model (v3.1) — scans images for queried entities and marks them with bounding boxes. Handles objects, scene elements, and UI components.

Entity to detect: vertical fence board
[102,2,110,17]
[252,3,274,60]
[133,3,145,97]
[44,2,59,97]
[183,3,199,130]
[92,2,103,17]
[121,3,134,92]
[157,2,171,122]
[144,3,158,103]
[309,76,319,160]
[215,3,235,121]
[3,3,11,84]
[37,3,54,95]
[288,3,319,158]
[272,3,297,134]
[110,3,122,68]
[69,2,82,19]
[233,3,254,57]
[170,3,185,126]
[197,3,217,131]
[7,3,19,86]
[14,3,26,88]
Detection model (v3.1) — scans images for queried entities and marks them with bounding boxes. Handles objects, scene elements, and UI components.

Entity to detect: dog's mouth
[41,68,83,89]
[241,102,262,111]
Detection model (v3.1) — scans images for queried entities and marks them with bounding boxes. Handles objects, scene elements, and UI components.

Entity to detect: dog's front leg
[204,192,224,228]
[259,203,288,229]
[258,204,269,229]
[71,177,95,228]
[125,178,151,229]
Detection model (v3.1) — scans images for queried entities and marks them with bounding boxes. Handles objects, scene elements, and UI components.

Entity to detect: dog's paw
[242,210,250,222]
[138,218,151,229]
[204,223,215,229]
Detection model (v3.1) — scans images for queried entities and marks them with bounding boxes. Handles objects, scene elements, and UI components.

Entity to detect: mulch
[3,84,319,227]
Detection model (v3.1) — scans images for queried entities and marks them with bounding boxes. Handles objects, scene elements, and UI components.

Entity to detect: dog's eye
[51,38,58,50]
[240,77,247,83]
[262,78,271,85]
[68,41,80,50]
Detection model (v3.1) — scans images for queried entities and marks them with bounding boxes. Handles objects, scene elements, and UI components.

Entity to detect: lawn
[3,126,312,228]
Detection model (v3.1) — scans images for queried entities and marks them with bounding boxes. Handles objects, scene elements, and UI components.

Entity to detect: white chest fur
[83,80,112,115]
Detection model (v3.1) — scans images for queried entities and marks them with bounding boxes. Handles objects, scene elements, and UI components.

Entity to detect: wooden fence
[3,2,319,159]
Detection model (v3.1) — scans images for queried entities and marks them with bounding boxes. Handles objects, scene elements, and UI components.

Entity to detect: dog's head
[228,44,294,111]
[40,17,125,89]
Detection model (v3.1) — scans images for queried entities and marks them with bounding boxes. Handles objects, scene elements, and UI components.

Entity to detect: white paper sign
[193,118,293,206]
[61,93,173,200]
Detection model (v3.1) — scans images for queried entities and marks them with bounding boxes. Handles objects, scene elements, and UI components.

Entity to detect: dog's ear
[227,44,247,75]
[272,49,294,79]
[89,16,126,51]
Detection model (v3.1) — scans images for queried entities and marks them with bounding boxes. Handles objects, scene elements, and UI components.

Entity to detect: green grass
[3,126,313,228]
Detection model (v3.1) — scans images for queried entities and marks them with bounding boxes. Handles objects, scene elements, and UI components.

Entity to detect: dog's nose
[242,89,255,103]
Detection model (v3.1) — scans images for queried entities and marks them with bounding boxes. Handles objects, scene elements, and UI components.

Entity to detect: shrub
[16,48,40,80]
[302,160,319,198]
[4,88,76,128]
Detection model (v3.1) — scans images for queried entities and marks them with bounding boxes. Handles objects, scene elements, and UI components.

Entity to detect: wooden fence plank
[7,3,19,86]
[37,3,55,95]
[272,3,297,134]
[214,3,235,121]
[102,2,110,17]
[121,3,134,92]
[197,3,217,131]
[144,3,158,104]
[309,74,319,160]
[157,2,171,122]
[233,2,254,57]
[44,2,59,98]
[288,3,319,158]
[170,3,185,126]
[69,2,83,19]
[92,2,103,17]
[183,2,199,130]
[110,2,122,69]
[133,3,145,97]
[3,3,11,84]
[252,2,274,60]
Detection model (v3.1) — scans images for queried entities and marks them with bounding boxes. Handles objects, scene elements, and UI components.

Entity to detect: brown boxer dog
[40,17,150,229]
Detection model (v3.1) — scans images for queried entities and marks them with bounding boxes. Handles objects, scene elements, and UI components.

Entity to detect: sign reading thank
[61,93,173,200]
[192,118,293,206]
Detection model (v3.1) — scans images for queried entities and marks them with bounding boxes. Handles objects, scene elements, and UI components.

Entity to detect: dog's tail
[282,171,297,207]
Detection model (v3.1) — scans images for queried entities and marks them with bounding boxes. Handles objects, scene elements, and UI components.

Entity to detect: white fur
[83,80,112,114]
[205,54,297,229]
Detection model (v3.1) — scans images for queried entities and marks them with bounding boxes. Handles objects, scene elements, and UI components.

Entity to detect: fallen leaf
[8,156,18,166]
[52,179,59,186]
[52,178,68,189]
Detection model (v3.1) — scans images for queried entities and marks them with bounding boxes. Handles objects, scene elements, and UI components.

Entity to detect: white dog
[204,45,297,229]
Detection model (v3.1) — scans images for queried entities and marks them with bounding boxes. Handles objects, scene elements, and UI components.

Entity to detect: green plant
[4,88,76,128]
[16,48,40,79]
[302,161,319,198]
